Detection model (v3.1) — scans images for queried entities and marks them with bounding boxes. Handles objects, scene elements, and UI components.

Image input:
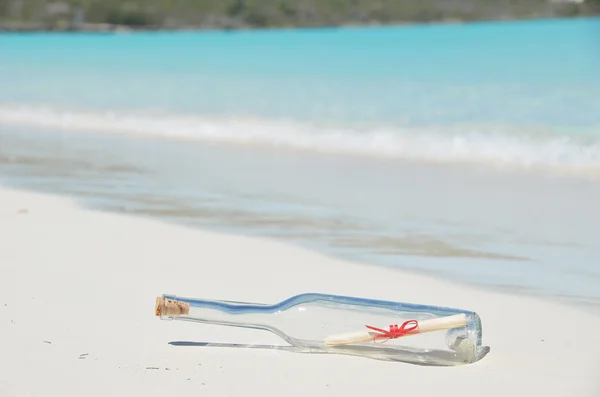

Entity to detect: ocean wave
[1,104,599,175]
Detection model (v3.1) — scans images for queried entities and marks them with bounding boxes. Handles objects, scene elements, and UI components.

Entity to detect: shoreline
[1,184,599,396]
[2,124,600,316]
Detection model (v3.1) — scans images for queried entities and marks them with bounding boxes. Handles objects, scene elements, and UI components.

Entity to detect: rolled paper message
[324,313,468,346]
[155,297,190,317]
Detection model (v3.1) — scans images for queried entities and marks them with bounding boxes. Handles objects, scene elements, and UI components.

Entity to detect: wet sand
[1,125,600,312]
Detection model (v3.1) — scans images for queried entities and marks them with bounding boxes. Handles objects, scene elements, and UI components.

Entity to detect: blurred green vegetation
[1,0,599,30]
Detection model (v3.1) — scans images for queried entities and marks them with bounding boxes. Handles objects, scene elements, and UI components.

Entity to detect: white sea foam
[1,104,599,175]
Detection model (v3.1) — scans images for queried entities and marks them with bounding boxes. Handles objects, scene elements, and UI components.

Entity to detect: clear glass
[155,292,490,366]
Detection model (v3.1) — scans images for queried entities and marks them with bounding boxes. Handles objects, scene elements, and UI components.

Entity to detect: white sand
[0,186,598,396]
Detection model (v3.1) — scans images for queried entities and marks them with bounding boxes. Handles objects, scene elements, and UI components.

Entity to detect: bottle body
[155,292,489,366]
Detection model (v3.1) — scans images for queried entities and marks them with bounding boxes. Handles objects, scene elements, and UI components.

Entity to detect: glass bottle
[154,292,489,366]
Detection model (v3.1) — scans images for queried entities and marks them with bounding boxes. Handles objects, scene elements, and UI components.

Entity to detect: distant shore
[1,0,598,33]
[0,15,598,34]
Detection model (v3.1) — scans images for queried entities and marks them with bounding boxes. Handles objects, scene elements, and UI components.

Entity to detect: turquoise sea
[1,17,600,312]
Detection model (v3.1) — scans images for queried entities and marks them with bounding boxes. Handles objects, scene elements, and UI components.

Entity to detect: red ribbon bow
[365,319,419,343]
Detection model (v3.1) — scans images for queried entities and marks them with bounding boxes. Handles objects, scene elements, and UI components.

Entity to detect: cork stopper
[155,297,190,317]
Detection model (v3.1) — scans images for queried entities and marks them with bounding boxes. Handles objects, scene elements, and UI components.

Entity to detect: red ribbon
[365,320,419,343]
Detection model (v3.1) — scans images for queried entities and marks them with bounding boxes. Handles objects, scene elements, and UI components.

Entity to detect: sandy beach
[0,185,598,396]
